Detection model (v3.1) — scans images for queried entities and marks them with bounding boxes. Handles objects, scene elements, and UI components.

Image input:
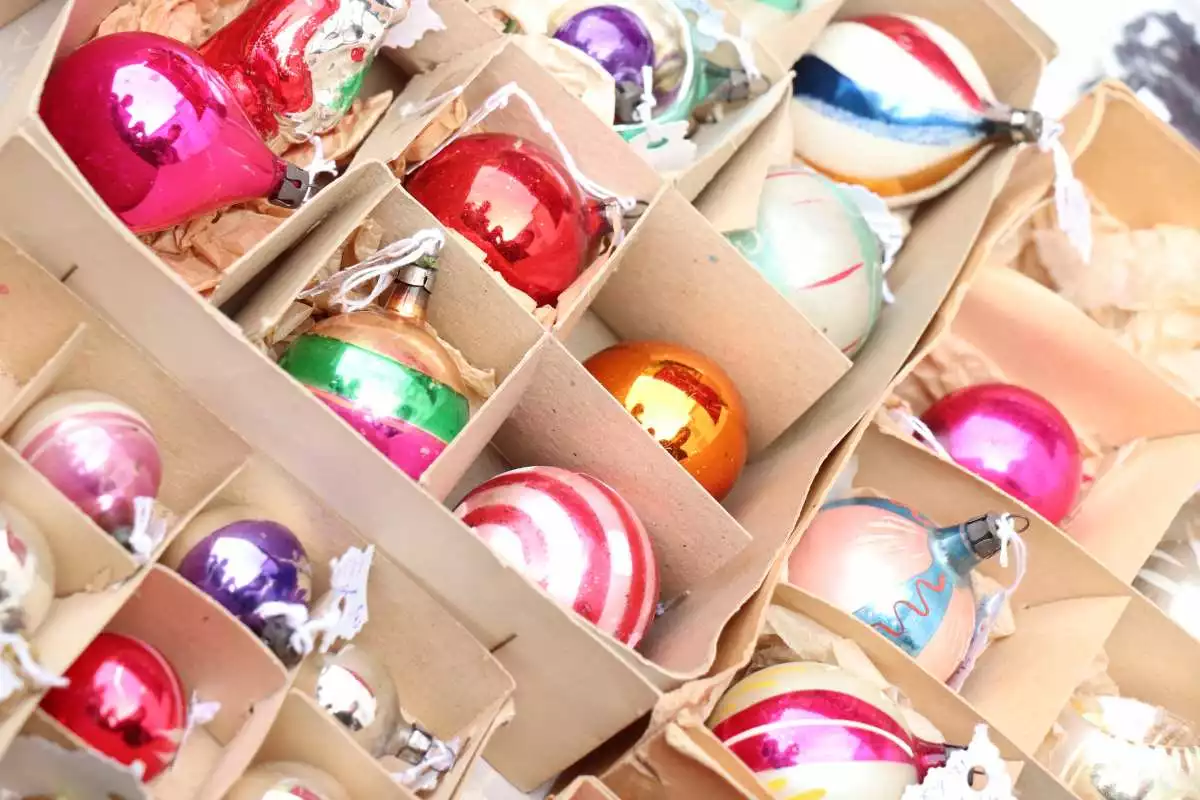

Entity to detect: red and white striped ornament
[453,466,660,647]
[709,662,950,800]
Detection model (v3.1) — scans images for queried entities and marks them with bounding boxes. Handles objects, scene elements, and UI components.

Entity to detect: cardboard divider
[714,0,844,69]
[557,776,623,800]
[579,186,850,453]
[0,324,87,436]
[235,689,412,799]
[383,0,503,75]
[895,268,1200,583]
[481,335,752,600]
[355,39,663,336]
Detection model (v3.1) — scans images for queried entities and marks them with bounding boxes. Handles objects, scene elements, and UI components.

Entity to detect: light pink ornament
[453,466,660,647]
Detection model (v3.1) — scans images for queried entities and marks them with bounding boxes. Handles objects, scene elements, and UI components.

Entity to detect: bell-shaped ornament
[787,498,1006,682]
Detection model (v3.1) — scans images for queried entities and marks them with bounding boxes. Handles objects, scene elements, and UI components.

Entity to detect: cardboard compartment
[23,564,290,800]
[381,0,829,202]
[715,0,843,68]
[355,38,663,336]
[572,186,850,453]
[232,166,548,501]
[893,267,1200,585]
[556,776,623,800]
[234,689,410,800]
[172,454,516,799]
[601,580,1080,800]
[0,0,413,303]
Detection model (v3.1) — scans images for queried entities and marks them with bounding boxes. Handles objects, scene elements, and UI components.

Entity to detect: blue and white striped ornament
[790,14,1042,207]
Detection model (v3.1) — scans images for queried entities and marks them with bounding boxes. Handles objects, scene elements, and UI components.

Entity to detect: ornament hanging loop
[298,228,446,312]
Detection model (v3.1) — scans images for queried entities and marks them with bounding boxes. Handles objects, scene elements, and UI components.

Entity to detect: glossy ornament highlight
[1047,694,1200,799]
[199,0,410,144]
[710,662,950,799]
[226,761,350,800]
[553,6,656,116]
[791,14,1042,207]
[297,645,400,757]
[787,498,1003,681]
[454,466,660,647]
[1135,538,1200,640]
[0,503,55,636]
[172,507,313,659]
[921,383,1082,524]
[40,632,185,782]
[585,341,748,500]
[727,167,885,357]
[404,133,606,306]
[39,32,308,234]
[279,252,468,480]
[8,390,163,542]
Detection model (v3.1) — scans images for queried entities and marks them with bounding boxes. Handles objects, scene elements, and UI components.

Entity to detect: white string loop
[126,496,167,563]
[1037,117,1093,264]
[298,229,446,313]
[888,408,953,461]
[0,631,67,702]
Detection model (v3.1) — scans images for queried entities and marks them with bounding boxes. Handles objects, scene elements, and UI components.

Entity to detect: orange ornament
[584,341,748,500]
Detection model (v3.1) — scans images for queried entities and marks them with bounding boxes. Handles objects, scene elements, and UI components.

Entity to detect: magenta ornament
[38,32,308,234]
[921,383,1082,524]
[8,390,163,541]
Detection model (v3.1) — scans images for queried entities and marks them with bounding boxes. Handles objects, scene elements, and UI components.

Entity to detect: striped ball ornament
[709,662,950,800]
[727,167,884,357]
[1135,538,1200,640]
[453,466,660,647]
[791,14,1033,207]
[8,390,162,538]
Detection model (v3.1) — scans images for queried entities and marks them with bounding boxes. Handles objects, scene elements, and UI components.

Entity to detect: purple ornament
[553,6,656,90]
[176,514,313,644]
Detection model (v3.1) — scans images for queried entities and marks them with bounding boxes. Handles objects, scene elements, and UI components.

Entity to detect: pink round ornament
[38,32,308,234]
[8,391,162,541]
[921,383,1082,524]
[453,466,660,647]
[709,662,951,799]
[787,498,1002,682]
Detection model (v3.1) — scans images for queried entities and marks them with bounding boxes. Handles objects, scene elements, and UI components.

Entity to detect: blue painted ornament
[727,166,884,357]
[786,497,1004,682]
[790,14,1042,207]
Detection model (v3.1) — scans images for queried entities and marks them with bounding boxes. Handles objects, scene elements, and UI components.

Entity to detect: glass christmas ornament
[226,761,350,800]
[710,662,953,799]
[454,466,660,647]
[921,383,1082,524]
[1135,538,1200,640]
[584,340,748,500]
[40,632,185,782]
[548,0,703,134]
[296,644,400,757]
[39,32,309,234]
[8,390,163,545]
[790,14,1043,207]
[199,0,410,144]
[787,498,1005,682]
[171,506,313,664]
[0,503,55,637]
[404,132,607,306]
[278,248,469,480]
[1047,694,1200,799]
[727,166,885,357]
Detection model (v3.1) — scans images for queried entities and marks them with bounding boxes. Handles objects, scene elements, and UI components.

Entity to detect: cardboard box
[0,0,1055,791]
[0,238,514,799]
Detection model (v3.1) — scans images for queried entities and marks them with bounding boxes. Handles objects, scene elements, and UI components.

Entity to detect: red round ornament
[921,383,1082,524]
[453,466,660,646]
[403,133,607,306]
[40,632,185,781]
[38,32,307,235]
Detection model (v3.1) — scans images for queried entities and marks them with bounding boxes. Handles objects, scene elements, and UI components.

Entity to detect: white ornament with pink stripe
[453,466,660,647]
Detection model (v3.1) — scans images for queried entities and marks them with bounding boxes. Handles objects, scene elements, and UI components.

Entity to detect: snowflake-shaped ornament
[902,725,1015,800]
